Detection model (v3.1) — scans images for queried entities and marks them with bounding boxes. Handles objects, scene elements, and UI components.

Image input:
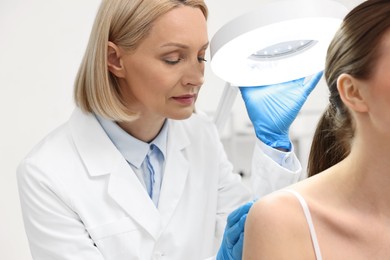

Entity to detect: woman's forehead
[149,6,208,42]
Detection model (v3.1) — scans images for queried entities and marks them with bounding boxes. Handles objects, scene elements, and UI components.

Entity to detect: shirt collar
[95,115,168,169]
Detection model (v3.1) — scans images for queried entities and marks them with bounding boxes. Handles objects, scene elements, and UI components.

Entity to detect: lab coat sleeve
[17,158,105,260]
[251,139,302,198]
[209,138,301,260]
[195,113,302,259]
[213,130,253,256]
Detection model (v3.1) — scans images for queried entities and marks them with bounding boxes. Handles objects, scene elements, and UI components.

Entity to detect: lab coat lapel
[107,162,162,239]
[158,120,190,227]
[69,109,162,240]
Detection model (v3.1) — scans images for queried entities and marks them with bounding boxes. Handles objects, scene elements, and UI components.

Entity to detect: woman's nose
[182,60,205,87]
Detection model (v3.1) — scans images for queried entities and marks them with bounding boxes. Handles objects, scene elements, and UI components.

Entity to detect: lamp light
[210,0,348,86]
[210,0,348,132]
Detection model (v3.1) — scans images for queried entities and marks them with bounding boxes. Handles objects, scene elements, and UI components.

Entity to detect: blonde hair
[74,0,208,121]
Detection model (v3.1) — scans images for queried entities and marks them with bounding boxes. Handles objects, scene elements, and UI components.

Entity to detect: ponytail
[307,104,353,177]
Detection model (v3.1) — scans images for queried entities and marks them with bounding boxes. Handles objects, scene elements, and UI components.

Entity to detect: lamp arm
[213,82,239,134]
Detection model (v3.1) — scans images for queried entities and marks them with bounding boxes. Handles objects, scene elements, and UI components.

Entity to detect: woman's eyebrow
[160,42,209,50]
[160,42,189,49]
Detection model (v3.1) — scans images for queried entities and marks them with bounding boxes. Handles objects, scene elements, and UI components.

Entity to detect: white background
[0,0,363,259]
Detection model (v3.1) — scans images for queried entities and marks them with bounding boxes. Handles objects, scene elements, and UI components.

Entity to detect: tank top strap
[282,189,322,260]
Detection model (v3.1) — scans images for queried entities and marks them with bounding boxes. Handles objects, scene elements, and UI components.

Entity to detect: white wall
[0,0,364,259]
[1,1,101,259]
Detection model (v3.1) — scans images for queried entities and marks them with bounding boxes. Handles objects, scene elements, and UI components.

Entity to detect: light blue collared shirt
[96,115,167,207]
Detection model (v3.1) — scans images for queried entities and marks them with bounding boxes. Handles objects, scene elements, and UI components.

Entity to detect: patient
[243,0,390,259]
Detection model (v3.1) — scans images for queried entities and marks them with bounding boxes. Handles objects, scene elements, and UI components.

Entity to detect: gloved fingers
[232,232,245,259]
[239,80,294,104]
[239,87,254,104]
[227,201,254,228]
[240,71,322,98]
[225,214,247,247]
[303,71,323,95]
[290,77,306,86]
[239,86,267,104]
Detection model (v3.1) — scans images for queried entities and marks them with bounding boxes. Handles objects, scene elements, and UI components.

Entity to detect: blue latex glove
[217,201,255,260]
[240,71,323,150]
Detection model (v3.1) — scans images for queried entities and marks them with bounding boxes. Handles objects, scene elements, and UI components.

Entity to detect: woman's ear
[107,41,125,78]
[337,73,368,113]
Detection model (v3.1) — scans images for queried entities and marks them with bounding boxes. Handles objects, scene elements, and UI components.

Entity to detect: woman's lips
[172,94,197,105]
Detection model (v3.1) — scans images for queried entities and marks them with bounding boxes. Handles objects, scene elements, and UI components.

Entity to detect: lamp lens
[250,40,317,60]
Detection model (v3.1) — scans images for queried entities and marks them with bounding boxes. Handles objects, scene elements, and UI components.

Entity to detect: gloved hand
[240,71,323,150]
[217,201,255,260]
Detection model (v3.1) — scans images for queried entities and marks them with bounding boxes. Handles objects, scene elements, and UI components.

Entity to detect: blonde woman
[17,0,321,259]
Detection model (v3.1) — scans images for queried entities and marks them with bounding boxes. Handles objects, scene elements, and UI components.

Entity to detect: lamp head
[210,0,348,86]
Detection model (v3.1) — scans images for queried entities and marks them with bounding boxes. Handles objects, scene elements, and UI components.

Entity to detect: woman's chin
[168,110,195,120]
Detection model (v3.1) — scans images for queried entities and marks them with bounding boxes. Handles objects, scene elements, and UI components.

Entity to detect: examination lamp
[210,0,348,131]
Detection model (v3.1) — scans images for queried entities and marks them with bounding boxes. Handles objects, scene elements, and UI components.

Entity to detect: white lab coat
[17,108,301,260]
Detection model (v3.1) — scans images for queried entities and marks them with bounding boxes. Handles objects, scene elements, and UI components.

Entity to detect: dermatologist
[16,0,322,259]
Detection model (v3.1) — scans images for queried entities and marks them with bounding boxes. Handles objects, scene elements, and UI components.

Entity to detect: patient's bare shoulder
[243,190,316,259]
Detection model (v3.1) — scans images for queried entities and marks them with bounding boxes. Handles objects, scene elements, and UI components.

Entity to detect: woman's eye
[163,57,207,65]
[164,58,182,65]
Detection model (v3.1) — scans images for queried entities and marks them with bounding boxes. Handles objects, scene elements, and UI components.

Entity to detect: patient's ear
[337,73,368,112]
[107,41,125,78]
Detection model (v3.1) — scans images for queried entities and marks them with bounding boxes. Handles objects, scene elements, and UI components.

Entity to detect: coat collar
[68,108,191,238]
[158,119,190,228]
[69,109,121,176]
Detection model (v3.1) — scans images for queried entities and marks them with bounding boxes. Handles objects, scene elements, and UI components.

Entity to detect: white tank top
[283,189,322,260]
